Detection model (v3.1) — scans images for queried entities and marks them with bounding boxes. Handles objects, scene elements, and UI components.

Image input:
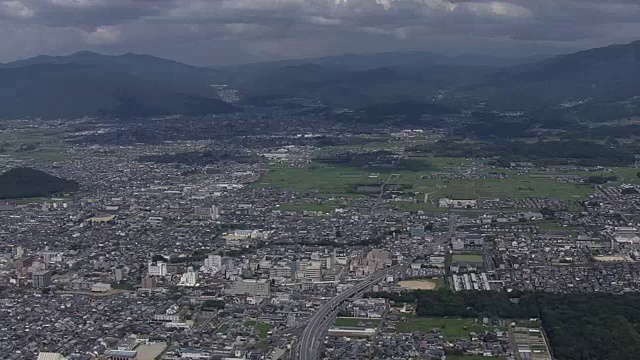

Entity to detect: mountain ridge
[0,53,237,119]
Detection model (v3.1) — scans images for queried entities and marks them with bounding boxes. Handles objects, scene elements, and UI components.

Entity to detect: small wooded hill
[0,167,79,199]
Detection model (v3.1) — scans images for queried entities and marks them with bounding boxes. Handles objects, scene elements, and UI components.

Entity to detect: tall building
[141,275,157,289]
[114,268,124,282]
[326,256,335,270]
[211,205,220,220]
[148,261,167,276]
[32,270,52,289]
[227,278,270,297]
[203,254,222,274]
[16,245,24,258]
[179,266,198,286]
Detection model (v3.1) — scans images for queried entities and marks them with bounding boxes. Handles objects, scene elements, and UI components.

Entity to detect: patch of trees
[0,167,79,199]
[201,299,225,311]
[540,207,557,219]
[151,255,168,262]
[314,151,435,172]
[366,289,640,360]
[586,175,618,184]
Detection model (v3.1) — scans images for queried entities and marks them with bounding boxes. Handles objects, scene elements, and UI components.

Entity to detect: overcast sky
[0,0,639,66]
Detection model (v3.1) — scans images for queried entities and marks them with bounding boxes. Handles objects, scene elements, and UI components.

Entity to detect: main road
[296,264,406,360]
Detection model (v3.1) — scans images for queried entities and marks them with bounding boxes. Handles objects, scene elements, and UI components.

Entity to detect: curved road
[296,265,405,360]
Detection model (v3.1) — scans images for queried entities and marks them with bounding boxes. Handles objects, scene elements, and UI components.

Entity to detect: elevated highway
[296,264,406,360]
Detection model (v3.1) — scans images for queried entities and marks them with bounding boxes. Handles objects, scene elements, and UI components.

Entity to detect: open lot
[398,279,443,290]
[245,320,272,338]
[395,317,505,339]
[135,343,167,360]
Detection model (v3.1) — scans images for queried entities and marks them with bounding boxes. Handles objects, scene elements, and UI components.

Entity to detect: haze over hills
[0,40,638,120]
[232,40,640,112]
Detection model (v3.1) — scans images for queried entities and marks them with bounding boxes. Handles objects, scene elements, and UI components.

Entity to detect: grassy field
[611,167,640,185]
[245,320,272,338]
[334,317,381,327]
[217,323,229,335]
[396,317,506,339]
[452,254,484,264]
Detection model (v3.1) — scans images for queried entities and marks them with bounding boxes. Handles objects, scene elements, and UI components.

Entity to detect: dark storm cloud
[0,0,638,64]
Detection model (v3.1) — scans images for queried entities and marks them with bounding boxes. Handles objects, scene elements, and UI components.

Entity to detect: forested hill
[367,290,640,360]
[0,167,79,199]
[0,52,237,119]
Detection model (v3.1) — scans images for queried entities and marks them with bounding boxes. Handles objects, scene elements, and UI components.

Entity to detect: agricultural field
[0,127,72,163]
[254,163,383,196]
[257,159,597,201]
[412,177,593,201]
[395,317,506,339]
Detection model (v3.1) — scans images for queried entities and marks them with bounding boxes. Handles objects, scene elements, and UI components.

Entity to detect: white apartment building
[148,261,167,277]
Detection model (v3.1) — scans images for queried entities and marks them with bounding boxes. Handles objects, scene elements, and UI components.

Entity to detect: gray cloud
[0,0,638,65]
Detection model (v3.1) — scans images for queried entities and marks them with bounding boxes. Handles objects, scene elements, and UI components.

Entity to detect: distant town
[1,105,640,360]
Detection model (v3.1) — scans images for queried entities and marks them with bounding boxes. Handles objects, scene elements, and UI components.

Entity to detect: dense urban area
[2,40,640,360]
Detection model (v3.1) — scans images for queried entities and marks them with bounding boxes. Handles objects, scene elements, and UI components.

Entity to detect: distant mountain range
[230,40,640,111]
[224,51,550,70]
[0,41,638,119]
